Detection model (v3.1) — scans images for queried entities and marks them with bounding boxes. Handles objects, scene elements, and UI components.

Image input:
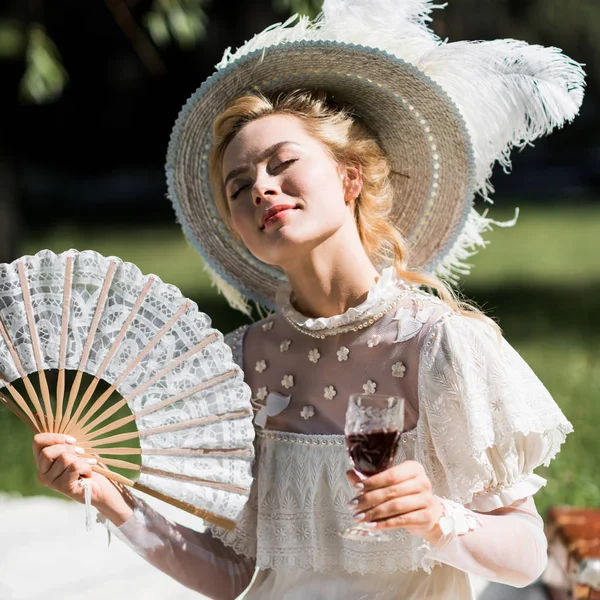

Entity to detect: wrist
[422,496,445,545]
[93,489,135,527]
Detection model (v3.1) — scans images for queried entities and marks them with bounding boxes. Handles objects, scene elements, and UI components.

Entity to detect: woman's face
[221,113,357,268]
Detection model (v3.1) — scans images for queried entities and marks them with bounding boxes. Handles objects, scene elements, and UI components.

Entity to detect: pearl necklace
[283,292,407,339]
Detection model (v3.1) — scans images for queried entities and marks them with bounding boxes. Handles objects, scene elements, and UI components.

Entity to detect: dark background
[0,0,598,257]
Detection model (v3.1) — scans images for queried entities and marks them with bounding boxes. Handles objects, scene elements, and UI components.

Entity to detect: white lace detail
[224,326,248,369]
[211,429,432,574]
[210,307,572,574]
[0,250,255,522]
[276,267,409,331]
[416,314,573,506]
[437,498,481,537]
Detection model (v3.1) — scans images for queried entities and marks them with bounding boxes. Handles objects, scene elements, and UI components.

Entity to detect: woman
[32,2,583,598]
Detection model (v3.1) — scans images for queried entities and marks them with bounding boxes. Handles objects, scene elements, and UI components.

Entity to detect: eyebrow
[224,141,299,187]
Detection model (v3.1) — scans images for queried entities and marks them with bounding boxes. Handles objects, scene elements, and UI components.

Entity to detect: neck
[282,226,380,319]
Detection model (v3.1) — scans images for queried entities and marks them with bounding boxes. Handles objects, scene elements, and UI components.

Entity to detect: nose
[252,179,278,206]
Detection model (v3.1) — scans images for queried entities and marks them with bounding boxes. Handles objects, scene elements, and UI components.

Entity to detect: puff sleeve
[414,315,573,585]
[415,314,572,510]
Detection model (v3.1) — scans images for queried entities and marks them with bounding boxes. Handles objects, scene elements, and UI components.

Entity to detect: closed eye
[230,184,250,200]
[274,158,298,172]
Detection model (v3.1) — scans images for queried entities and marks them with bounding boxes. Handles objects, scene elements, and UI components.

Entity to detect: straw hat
[166,0,584,313]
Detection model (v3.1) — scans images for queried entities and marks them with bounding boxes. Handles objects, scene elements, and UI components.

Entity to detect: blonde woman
[33,2,583,598]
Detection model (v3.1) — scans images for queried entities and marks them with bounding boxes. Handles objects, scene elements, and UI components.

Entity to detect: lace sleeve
[422,496,548,587]
[111,496,255,599]
[416,314,573,508]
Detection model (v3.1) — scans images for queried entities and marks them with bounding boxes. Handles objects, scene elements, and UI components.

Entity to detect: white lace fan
[0,249,254,530]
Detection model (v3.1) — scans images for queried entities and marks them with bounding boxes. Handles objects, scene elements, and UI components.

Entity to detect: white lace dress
[111,269,572,600]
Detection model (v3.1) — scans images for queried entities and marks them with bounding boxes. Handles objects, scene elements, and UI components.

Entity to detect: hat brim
[166,40,476,308]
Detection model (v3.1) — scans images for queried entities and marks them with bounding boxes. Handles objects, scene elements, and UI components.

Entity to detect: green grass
[3,204,600,518]
[466,203,600,286]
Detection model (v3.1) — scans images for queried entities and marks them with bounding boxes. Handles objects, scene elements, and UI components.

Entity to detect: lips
[260,204,298,229]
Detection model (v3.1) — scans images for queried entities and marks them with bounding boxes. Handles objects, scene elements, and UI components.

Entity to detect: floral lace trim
[275,266,410,331]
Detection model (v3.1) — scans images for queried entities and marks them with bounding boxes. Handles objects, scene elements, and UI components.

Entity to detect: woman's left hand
[346,460,444,545]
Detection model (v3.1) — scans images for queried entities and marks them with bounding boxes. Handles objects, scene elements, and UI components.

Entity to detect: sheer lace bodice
[111,272,572,599]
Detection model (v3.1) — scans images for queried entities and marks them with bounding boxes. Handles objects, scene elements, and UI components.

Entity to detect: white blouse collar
[276,267,407,332]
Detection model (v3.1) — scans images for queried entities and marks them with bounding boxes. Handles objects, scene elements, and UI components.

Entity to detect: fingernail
[74,447,85,455]
[353,512,365,522]
[65,435,76,444]
[364,522,378,529]
[86,458,97,465]
[354,482,364,491]
[347,498,359,508]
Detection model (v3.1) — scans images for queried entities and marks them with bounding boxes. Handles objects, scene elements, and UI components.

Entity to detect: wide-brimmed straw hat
[166,0,584,313]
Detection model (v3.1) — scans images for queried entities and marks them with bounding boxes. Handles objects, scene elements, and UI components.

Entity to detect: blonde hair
[209,90,496,327]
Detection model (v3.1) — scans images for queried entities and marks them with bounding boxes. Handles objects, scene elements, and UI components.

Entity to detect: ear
[340,163,363,205]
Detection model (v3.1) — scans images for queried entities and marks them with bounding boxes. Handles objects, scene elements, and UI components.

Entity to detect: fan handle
[91,465,237,531]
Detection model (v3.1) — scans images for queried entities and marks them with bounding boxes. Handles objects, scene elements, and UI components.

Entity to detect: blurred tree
[0,0,324,105]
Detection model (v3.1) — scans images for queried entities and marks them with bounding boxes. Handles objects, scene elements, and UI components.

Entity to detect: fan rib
[126,332,219,402]
[76,396,126,437]
[78,412,136,441]
[141,447,252,458]
[0,391,37,431]
[17,262,54,432]
[137,407,253,438]
[55,255,73,433]
[92,456,140,471]
[70,385,119,435]
[85,446,141,456]
[66,277,156,434]
[82,446,252,458]
[91,465,237,531]
[59,261,118,433]
[82,430,138,446]
[66,300,195,436]
[78,406,252,445]
[3,382,41,431]
[141,466,249,495]
[0,317,48,431]
[135,369,239,418]
[110,300,192,390]
[77,367,236,438]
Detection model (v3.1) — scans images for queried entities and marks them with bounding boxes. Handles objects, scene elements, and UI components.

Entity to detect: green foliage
[273,0,323,19]
[144,0,209,50]
[18,25,68,105]
[0,21,26,58]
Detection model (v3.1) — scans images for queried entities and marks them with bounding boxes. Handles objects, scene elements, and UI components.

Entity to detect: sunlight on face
[221,114,353,268]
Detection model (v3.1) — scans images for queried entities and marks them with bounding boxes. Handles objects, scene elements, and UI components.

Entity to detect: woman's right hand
[33,432,134,526]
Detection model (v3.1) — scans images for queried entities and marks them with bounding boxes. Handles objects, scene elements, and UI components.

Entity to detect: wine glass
[340,393,405,541]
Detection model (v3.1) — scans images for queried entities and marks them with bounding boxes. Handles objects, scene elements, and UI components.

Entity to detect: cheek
[229,204,258,246]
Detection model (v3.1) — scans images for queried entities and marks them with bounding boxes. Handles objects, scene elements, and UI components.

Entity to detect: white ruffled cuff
[467,474,546,512]
[421,498,481,574]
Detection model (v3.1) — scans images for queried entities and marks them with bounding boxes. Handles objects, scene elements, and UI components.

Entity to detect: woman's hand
[346,460,444,544]
[33,432,134,526]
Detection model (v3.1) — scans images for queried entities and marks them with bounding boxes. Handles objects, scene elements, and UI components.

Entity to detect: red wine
[346,429,400,476]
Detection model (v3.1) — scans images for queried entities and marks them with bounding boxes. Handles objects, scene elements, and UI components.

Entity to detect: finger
[33,433,77,463]
[370,507,435,531]
[349,478,424,512]
[43,453,96,487]
[354,493,427,524]
[54,460,93,494]
[361,461,424,492]
[346,469,366,488]
[37,444,85,474]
